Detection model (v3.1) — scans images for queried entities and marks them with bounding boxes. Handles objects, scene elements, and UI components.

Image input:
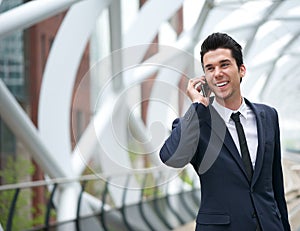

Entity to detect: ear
[239,64,246,78]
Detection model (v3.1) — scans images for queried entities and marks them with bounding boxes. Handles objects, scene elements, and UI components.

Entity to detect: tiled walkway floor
[173,222,195,231]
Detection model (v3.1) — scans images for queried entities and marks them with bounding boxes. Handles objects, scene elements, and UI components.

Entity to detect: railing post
[179,179,197,218]
[6,188,20,231]
[76,181,86,231]
[120,174,133,230]
[165,179,185,225]
[101,177,110,231]
[45,183,57,230]
[138,173,156,231]
[153,173,173,229]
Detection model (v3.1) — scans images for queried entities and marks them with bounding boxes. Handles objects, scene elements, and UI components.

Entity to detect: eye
[221,63,230,68]
[206,66,214,72]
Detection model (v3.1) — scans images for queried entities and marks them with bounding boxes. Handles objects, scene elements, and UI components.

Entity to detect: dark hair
[200,32,243,70]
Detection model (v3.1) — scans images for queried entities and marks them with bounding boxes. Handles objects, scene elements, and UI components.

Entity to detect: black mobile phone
[201,81,210,98]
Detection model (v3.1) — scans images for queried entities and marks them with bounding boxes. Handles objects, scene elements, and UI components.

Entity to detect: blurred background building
[0,0,300,230]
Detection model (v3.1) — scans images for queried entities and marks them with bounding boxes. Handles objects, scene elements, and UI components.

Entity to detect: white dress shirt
[212,98,258,168]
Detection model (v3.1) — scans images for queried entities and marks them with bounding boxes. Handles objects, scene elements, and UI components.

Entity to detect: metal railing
[2,152,300,230]
[0,168,200,231]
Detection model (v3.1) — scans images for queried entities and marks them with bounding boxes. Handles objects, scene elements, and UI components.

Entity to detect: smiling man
[160,33,291,231]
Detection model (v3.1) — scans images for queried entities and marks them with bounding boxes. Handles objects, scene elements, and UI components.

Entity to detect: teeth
[216,82,228,87]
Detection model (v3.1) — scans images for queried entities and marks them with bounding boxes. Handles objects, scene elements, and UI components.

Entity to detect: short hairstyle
[200,32,243,70]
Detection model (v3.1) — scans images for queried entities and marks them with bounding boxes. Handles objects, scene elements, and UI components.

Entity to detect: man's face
[203,48,246,107]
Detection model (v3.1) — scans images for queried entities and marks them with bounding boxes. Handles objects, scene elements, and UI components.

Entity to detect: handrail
[1,154,298,230]
[0,167,171,192]
[0,167,201,231]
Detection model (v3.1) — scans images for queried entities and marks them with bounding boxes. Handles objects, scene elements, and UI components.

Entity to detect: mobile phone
[200,80,210,98]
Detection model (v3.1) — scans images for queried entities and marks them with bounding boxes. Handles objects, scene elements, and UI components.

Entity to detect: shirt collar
[212,98,248,123]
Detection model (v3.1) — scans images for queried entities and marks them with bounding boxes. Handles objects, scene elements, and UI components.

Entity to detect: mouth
[215,81,229,87]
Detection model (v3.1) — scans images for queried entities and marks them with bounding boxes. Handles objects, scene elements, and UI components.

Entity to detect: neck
[216,96,243,111]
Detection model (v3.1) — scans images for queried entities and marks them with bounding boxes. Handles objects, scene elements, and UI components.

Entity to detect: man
[160,33,290,231]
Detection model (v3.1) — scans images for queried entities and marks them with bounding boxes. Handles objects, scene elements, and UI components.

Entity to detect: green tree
[0,155,45,230]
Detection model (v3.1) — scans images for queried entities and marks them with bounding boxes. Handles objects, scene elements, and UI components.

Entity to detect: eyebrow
[204,59,231,69]
[220,59,231,64]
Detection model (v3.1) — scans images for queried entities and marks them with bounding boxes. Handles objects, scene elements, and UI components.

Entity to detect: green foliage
[180,169,193,186]
[0,155,45,230]
[0,155,35,184]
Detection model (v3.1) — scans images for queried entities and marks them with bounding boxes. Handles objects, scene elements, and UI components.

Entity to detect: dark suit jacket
[160,98,290,231]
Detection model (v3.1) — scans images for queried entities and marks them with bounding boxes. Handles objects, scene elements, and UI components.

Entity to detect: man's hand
[186,77,210,106]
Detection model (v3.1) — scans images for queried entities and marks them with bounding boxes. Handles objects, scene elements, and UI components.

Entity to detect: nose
[214,66,223,78]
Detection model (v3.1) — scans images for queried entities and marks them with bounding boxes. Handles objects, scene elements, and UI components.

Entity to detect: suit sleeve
[272,108,291,231]
[159,103,202,168]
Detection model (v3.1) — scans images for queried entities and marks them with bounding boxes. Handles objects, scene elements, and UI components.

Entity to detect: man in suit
[159,32,291,231]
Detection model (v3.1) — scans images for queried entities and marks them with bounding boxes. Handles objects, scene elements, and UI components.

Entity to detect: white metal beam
[123,0,184,63]
[39,0,111,177]
[0,0,82,38]
[37,0,111,224]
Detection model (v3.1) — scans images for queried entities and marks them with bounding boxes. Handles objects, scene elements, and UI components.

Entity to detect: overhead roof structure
[194,0,300,141]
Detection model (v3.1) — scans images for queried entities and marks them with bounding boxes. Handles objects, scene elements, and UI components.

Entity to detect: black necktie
[231,112,253,181]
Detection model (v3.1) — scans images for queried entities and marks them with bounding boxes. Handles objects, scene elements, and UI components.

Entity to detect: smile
[216,81,229,87]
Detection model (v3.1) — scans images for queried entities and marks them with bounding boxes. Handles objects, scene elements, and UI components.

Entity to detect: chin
[215,92,228,99]
[215,92,232,102]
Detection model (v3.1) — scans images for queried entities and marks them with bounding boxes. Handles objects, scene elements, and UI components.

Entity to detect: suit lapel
[246,100,266,186]
[204,99,266,183]
[205,105,249,180]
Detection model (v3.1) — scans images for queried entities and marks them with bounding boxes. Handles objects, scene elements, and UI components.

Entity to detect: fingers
[186,77,209,105]
[187,78,199,93]
[194,82,202,92]
[187,77,206,93]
